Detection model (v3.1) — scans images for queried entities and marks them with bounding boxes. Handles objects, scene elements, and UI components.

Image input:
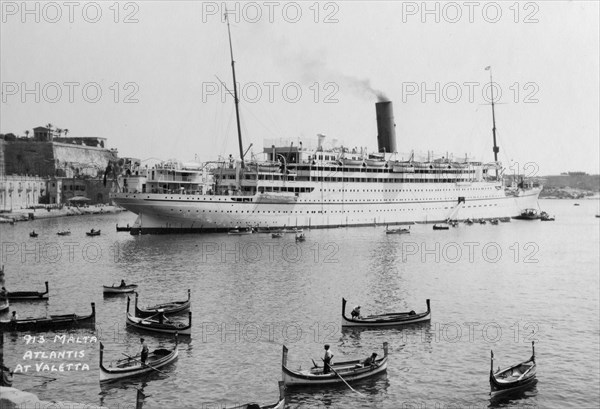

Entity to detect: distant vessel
[110,23,541,234]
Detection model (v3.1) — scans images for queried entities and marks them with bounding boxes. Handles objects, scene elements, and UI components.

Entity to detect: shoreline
[0,205,126,224]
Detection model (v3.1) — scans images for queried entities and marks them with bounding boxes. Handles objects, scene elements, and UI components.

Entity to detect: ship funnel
[317,134,326,150]
[375,101,397,154]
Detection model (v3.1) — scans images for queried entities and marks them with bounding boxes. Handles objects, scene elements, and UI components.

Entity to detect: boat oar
[321,358,365,397]
[121,353,169,376]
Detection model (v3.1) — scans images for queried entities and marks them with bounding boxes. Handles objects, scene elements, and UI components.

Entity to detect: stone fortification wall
[2,141,116,178]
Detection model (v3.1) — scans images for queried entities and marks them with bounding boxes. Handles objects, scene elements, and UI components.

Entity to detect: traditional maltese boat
[125,297,192,336]
[490,341,537,392]
[341,298,431,328]
[6,281,49,300]
[99,335,179,383]
[0,303,95,332]
[134,289,191,318]
[282,343,388,386]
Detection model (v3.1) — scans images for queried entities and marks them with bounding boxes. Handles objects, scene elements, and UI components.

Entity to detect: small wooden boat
[433,224,449,230]
[281,227,303,234]
[271,232,283,238]
[116,224,132,232]
[6,281,49,300]
[479,219,487,224]
[513,209,540,220]
[540,211,555,221]
[282,343,388,386]
[0,303,95,332]
[490,219,499,225]
[86,229,101,236]
[126,297,192,336]
[134,289,191,317]
[1,365,13,387]
[295,233,306,242]
[385,226,410,234]
[464,218,474,225]
[228,228,253,235]
[229,382,285,409]
[0,298,9,312]
[103,283,138,294]
[490,341,536,392]
[574,203,580,206]
[29,231,38,238]
[56,230,71,236]
[365,158,386,168]
[99,335,178,383]
[342,298,431,327]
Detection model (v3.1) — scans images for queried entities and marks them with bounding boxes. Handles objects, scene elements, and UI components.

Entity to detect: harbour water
[1,199,599,408]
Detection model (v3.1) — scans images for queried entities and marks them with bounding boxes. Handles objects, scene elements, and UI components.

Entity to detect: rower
[351,305,361,319]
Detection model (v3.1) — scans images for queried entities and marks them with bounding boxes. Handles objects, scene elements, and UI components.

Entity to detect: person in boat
[10,311,18,322]
[323,344,333,374]
[90,228,95,233]
[351,305,361,319]
[363,353,378,366]
[120,280,126,287]
[140,338,149,365]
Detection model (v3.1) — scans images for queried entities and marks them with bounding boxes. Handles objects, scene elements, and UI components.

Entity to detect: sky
[1,1,599,176]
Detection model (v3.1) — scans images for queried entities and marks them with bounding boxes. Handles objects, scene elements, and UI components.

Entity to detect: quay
[0,386,107,408]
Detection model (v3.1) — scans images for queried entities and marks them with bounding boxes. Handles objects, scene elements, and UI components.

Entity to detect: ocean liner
[109,21,541,235]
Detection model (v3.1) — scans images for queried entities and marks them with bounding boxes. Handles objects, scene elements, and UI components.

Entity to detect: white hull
[282,360,388,386]
[111,182,541,233]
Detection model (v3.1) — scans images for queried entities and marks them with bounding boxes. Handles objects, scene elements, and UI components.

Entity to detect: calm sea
[1,199,599,409]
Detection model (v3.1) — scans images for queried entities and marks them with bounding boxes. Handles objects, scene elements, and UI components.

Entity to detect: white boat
[103,284,138,294]
[109,20,541,235]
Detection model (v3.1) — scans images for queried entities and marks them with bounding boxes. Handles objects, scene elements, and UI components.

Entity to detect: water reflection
[286,372,389,408]
[488,378,538,407]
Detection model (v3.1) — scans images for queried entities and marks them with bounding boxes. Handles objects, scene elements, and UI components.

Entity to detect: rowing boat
[490,341,537,393]
[0,303,95,332]
[341,298,431,327]
[282,343,388,386]
[99,335,178,383]
[125,297,192,336]
[86,229,101,236]
[6,281,49,300]
[103,284,138,294]
[134,289,191,317]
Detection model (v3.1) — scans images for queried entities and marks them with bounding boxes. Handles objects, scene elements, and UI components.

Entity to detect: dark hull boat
[99,335,178,383]
[86,229,101,236]
[490,341,536,393]
[6,281,49,300]
[0,303,95,332]
[282,343,388,386]
[116,224,132,232]
[134,289,191,317]
[57,230,71,236]
[432,224,449,230]
[29,232,38,238]
[342,298,431,328]
[513,209,540,220]
[125,297,192,336]
[0,298,8,312]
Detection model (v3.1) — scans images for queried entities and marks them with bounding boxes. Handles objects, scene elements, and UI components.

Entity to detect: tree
[24,130,30,138]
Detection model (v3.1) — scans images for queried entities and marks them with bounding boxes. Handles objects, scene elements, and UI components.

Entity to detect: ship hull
[111,182,541,234]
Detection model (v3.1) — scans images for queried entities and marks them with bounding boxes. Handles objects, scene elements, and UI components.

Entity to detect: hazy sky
[1,1,598,176]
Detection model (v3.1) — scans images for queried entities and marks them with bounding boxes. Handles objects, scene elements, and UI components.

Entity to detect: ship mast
[225,13,245,169]
[486,66,499,179]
